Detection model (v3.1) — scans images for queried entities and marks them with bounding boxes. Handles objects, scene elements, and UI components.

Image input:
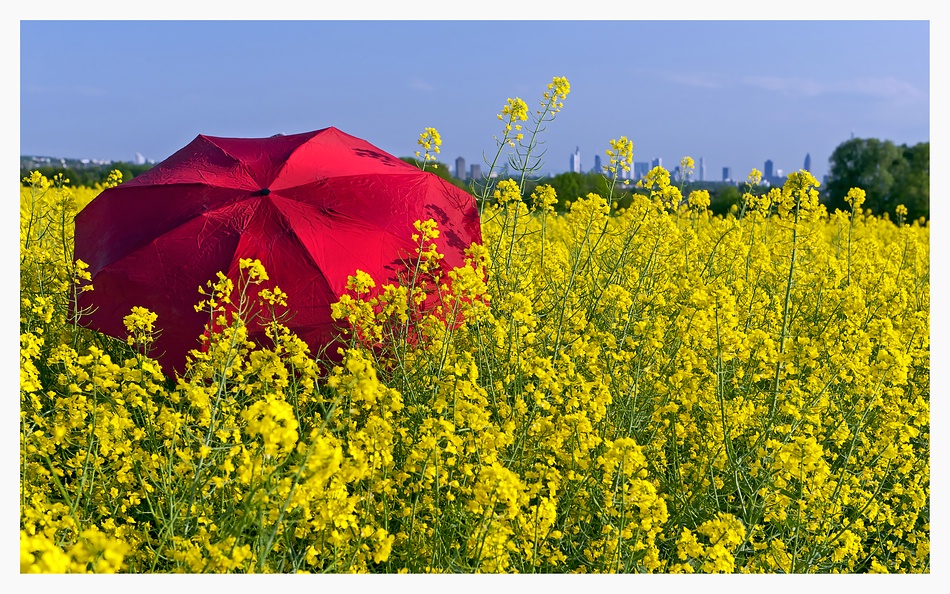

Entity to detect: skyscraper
[456,156,466,180]
[764,159,774,180]
[634,162,650,180]
[804,153,812,172]
[699,157,706,182]
[593,154,602,175]
[470,164,482,180]
[722,167,732,182]
[570,147,581,173]
[651,157,663,169]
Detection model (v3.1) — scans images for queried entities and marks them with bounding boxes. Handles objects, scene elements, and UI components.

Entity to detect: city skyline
[17,143,846,187]
[381,146,814,185]
[16,18,931,187]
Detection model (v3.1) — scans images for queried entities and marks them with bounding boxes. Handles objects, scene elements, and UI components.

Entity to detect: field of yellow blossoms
[20,79,929,574]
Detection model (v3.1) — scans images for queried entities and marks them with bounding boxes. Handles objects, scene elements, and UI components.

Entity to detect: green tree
[536,171,616,211]
[712,184,741,216]
[543,171,586,210]
[893,142,930,221]
[825,138,929,219]
[19,163,155,187]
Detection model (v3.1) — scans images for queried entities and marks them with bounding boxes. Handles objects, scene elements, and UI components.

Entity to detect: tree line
[824,138,929,221]
[408,137,929,221]
[22,137,929,221]
[19,162,155,188]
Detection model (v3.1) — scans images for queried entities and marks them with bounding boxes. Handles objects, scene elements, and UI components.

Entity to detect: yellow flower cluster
[414,127,442,170]
[20,109,929,574]
[496,98,528,148]
[542,76,570,115]
[605,136,634,182]
[123,306,158,352]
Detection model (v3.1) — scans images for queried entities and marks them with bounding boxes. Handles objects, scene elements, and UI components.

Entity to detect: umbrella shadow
[352,148,401,166]
[425,192,481,254]
[425,203,468,252]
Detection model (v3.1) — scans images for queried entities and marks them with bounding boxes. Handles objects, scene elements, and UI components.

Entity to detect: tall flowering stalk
[511,76,571,194]
[844,187,866,285]
[475,76,570,217]
[603,136,634,205]
[414,127,442,173]
[474,97,529,217]
[769,170,820,421]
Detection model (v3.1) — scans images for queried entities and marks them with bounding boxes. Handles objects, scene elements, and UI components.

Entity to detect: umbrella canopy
[74,127,482,376]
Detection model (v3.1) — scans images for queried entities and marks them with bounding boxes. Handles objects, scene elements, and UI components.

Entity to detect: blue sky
[17,16,932,184]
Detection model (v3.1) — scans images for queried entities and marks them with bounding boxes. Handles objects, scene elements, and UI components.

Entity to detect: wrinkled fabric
[74,127,482,376]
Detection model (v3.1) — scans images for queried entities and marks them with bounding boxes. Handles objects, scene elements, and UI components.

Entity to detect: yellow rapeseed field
[19,78,929,574]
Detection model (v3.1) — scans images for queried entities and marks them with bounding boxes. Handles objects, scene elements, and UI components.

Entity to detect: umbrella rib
[272,171,432,207]
[199,137,250,167]
[274,193,418,249]
[193,137,268,186]
[250,198,337,292]
[266,195,416,285]
[271,174,446,236]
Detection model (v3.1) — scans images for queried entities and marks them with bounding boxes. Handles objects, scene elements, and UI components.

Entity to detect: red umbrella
[74,127,482,376]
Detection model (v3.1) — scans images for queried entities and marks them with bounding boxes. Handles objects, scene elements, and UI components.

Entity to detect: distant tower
[570,147,581,173]
[722,167,731,182]
[699,157,706,182]
[803,153,811,172]
[134,152,146,165]
[634,161,650,180]
[593,154,602,174]
[456,156,466,180]
[651,157,663,169]
[764,159,774,180]
[470,164,482,180]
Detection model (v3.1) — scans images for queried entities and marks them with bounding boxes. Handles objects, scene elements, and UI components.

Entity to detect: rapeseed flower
[19,83,929,574]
